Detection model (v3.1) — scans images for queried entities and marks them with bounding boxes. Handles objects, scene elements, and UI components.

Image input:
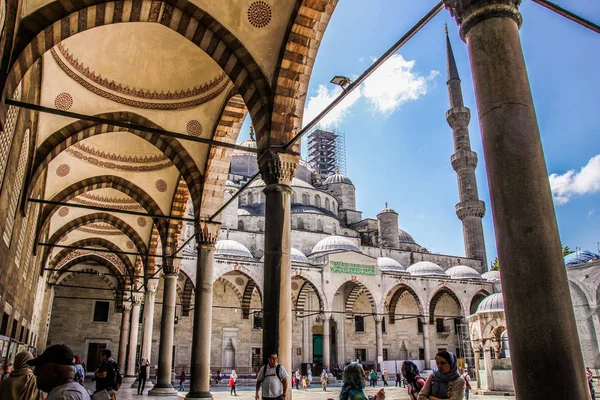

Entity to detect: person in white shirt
[255,353,288,400]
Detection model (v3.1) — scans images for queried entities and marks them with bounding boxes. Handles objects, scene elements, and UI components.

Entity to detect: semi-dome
[476,293,504,313]
[565,250,600,266]
[481,270,501,283]
[446,265,481,280]
[215,240,253,258]
[291,205,328,215]
[311,235,361,255]
[406,261,446,276]
[377,257,406,272]
[291,248,310,263]
[249,177,314,189]
[323,173,352,185]
[398,229,416,244]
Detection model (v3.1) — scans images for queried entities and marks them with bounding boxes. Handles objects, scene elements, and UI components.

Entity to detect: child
[302,375,307,391]
[292,375,296,389]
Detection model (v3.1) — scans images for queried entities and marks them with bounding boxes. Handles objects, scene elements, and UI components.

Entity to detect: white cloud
[303,84,361,128]
[589,209,596,217]
[362,54,439,115]
[549,154,600,205]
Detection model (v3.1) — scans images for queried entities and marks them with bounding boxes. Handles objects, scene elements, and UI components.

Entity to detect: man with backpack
[94,349,121,399]
[255,353,288,400]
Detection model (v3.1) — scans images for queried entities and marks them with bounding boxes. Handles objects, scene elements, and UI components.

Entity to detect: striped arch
[47,237,134,276]
[268,0,339,146]
[470,289,491,315]
[429,287,463,324]
[165,178,189,256]
[199,92,247,219]
[146,225,161,274]
[344,281,377,319]
[180,269,195,317]
[55,265,123,309]
[241,279,259,320]
[8,1,272,138]
[216,277,244,309]
[387,284,424,324]
[27,113,202,220]
[293,277,324,313]
[45,212,148,270]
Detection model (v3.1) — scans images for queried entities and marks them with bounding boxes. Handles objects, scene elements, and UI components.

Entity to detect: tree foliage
[491,245,574,271]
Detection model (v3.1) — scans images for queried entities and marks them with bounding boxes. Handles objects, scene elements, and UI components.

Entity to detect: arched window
[3,129,30,245]
[315,195,321,208]
[248,192,254,205]
[238,220,245,231]
[302,193,309,205]
[325,198,330,211]
[0,84,22,190]
[316,220,323,232]
[291,193,297,204]
[21,200,41,280]
[297,218,304,230]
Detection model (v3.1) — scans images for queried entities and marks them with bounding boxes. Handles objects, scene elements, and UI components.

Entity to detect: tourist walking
[339,363,385,400]
[369,369,377,387]
[417,351,465,400]
[382,368,388,386]
[0,351,39,400]
[320,370,327,391]
[94,349,120,399]
[73,355,85,385]
[295,369,300,390]
[587,367,596,400]
[216,370,222,384]
[402,361,425,400]
[230,370,238,396]
[307,366,312,387]
[395,370,402,387]
[255,353,288,400]
[461,368,471,400]
[137,359,149,395]
[179,369,186,391]
[28,344,90,400]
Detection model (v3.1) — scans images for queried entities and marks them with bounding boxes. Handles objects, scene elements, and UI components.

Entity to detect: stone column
[374,316,383,371]
[473,348,481,387]
[421,317,431,370]
[482,347,494,391]
[187,223,219,399]
[148,260,179,396]
[444,1,589,397]
[125,295,142,378]
[142,279,158,363]
[118,302,131,372]
[323,314,331,370]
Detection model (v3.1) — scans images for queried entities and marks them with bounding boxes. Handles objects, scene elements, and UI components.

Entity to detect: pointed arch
[215,277,244,309]
[8,1,271,138]
[241,279,259,320]
[165,178,189,256]
[293,275,325,313]
[429,287,462,324]
[342,281,377,319]
[180,269,195,317]
[470,289,491,315]
[386,283,424,324]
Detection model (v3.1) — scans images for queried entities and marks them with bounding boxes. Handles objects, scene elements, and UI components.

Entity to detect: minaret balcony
[455,200,486,220]
[451,150,478,171]
[446,106,471,128]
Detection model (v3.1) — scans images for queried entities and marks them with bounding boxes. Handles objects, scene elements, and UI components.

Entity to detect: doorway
[86,343,107,372]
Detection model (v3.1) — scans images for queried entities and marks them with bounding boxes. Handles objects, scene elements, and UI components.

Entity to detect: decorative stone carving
[55,93,73,110]
[155,179,168,192]
[146,278,159,294]
[194,222,220,247]
[257,150,299,187]
[456,200,486,220]
[451,150,478,171]
[162,258,179,275]
[122,301,132,312]
[56,164,70,177]
[444,0,522,39]
[186,120,203,137]
[445,106,471,128]
[131,293,143,304]
[247,1,272,28]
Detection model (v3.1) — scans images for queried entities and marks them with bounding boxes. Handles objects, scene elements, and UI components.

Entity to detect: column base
[122,376,137,386]
[148,384,178,396]
[186,391,214,399]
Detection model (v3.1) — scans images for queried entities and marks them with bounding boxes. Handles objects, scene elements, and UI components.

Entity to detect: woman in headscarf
[0,351,39,400]
[339,363,384,400]
[73,355,85,384]
[418,350,465,400]
[402,361,426,400]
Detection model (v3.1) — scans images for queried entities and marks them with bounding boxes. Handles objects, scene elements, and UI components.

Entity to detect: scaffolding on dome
[307,127,346,180]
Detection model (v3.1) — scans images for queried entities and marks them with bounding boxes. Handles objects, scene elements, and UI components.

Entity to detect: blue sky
[239,0,600,268]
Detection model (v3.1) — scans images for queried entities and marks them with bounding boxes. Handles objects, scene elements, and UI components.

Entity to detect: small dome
[226,180,236,187]
[312,235,361,255]
[215,240,253,258]
[446,265,481,280]
[237,208,251,216]
[565,250,600,266]
[476,293,504,313]
[378,202,397,215]
[399,229,416,244]
[249,177,314,189]
[377,257,406,272]
[323,173,353,185]
[481,270,501,283]
[291,248,310,263]
[406,261,445,276]
[236,139,257,149]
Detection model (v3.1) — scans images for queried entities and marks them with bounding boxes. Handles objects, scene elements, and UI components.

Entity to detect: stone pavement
[91,384,516,399]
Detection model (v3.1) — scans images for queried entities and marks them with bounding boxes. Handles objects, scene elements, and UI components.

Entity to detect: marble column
[444,1,588,397]
[187,223,218,399]
[473,348,481,387]
[118,302,131,372]
[323,314,331,370]
[482,347,494,391]
[148,261,179,396]
[126,295,142,377]
[374,316,383,371]
[258,149,298,399]
[421,317,431,370]
[142,279,158,363]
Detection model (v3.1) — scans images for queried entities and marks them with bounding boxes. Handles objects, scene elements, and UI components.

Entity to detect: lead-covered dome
[215,240,253,258]
[311,235,360,255]
[446,265,481,280]
[236,139,257,149]
[323,173,352,185]
[399,229,416,244]
[476,293,504,313]
[377,257,406,272]
[249,177,314,189]
[378,202,397,214]
[565,250,600,266]
[481,270,501,283]
[406,261,445,276]
[291,248,310,263]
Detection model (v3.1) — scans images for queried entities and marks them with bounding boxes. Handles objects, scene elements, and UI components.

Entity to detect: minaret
[445,26,487,271]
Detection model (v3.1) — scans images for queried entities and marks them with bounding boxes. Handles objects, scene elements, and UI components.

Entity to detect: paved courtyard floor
[94,384,516,399]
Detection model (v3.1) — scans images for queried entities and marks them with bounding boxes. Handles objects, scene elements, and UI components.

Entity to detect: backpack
[413,375,425,392]
[259,364,283,383]
[107,360,122,391]
[74,369,83,384]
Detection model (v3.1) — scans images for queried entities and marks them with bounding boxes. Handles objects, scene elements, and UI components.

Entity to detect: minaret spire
[445,27,488,271]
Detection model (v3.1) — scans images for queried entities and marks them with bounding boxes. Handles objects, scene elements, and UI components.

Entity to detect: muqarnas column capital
[444,0,522,39]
